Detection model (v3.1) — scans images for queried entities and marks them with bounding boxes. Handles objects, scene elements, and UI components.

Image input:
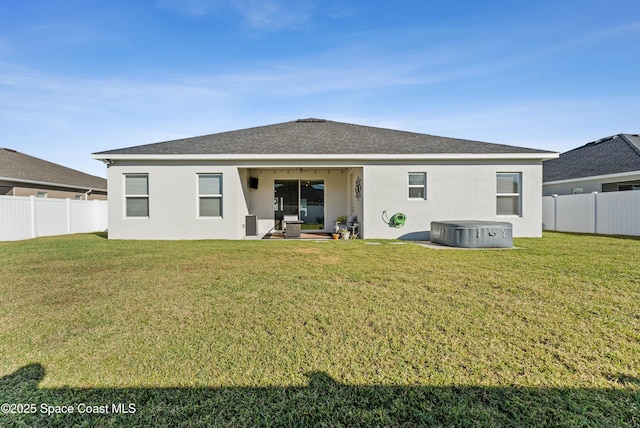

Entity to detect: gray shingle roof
[543,134,640,182]
[0,148,107,190]
[94,119,552,156]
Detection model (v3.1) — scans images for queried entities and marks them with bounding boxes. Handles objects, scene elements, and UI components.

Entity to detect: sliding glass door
[300,180,324,230]
[274,180,298,230]
[274,179,324,230]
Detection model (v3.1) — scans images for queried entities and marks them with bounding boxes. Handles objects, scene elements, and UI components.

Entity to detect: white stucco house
[543,133,640,196]
[92,118,558,240]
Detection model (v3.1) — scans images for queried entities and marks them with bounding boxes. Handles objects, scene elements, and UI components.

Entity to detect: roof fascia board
[0,176,107,193]
[543,170,640,185]
[93,152,559,162]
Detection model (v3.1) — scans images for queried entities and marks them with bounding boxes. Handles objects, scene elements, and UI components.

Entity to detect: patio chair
[346,215,360,239]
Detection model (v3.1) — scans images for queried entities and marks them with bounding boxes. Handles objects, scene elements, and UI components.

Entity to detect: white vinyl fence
[0,195,107,241]
[543,191,640,236]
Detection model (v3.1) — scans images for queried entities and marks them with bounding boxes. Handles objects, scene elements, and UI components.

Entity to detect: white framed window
[408,173,426,199]
[198,174,222,217]
[36,191,47,198]
[496,173,521,216]
[125,174,149,217]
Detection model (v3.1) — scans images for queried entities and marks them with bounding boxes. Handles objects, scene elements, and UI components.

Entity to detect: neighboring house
[92,118,557,240]
[543,134,640,196]
[0,148,107,200]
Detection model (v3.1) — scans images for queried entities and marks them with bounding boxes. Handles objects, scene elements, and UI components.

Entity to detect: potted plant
[332,232,340,240]
[340,227,350,240]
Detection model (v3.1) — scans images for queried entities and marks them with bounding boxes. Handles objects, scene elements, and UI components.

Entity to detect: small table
[285,220,304,238]
[334,221,360,239]
[348,223,360,239]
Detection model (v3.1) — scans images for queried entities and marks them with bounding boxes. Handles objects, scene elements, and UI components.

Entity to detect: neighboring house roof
[0,148,107,191]
[543,134,640,182]
[93,118,554,158]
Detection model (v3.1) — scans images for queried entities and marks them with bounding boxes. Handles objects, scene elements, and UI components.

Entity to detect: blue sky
[1,0,639,178]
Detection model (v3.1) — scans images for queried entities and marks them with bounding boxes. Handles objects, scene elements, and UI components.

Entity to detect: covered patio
[240,166,363,238]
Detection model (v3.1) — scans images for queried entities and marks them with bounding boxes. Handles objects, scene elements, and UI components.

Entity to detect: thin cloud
[157,0,315,30]
[447,21,640,80]
[3,19,638,116]
[233,0,315,30]
[380,96,640,153]
[155,0,223,17]
[327,5,358,19]
[0,64,229,132]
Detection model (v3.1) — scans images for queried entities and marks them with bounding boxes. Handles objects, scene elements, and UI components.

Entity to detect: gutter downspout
[85,189,93,200]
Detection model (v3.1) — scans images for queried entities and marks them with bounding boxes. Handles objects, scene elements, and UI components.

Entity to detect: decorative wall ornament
[355,176,362,201]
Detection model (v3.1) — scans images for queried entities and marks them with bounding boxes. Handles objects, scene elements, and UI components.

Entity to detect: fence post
[592,192,598,234]
[552,194,558,231]
[30,195,36,238]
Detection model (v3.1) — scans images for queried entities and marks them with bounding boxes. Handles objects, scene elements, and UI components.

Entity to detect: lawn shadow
[91,231,108,239]
[548,231,640,241]
[1,364,638,427]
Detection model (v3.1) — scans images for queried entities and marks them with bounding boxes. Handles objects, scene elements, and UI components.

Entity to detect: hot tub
[430,221,513,248]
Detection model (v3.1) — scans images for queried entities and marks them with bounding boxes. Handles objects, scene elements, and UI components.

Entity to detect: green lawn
[0,232,638,427]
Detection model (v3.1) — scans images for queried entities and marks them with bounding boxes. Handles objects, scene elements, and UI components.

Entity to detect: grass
[0,232,638,426]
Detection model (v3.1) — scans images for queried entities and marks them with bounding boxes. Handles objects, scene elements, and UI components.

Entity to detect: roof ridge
[296,118,326,123]
[312,119,500,145]
[543,133,640,182]
[563,134,638,154]
[95,119,311,153]
[91,119,427,154]
[17,150,106,180]
[94,118,554,156]
[0,148,107,188]
[619,134,640,156]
